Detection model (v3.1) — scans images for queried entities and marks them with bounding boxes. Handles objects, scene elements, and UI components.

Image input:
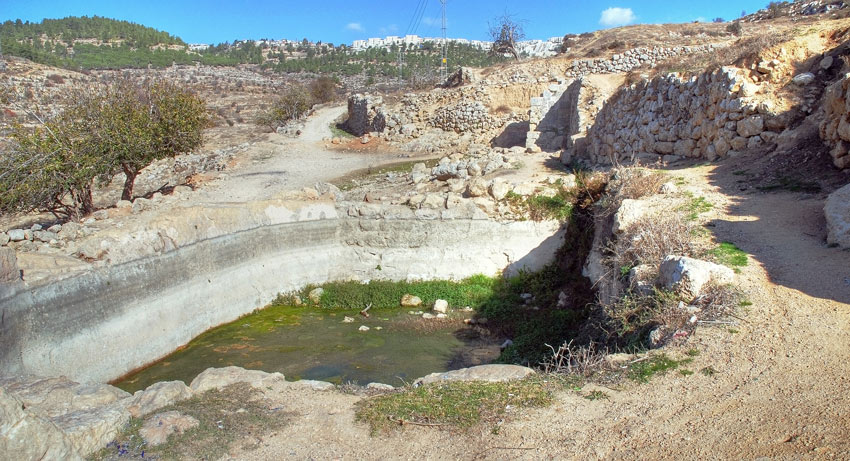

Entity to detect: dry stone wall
[582,67,783,164]
[430,100,500,133]
[346,94,387,136]
[819,74,850,169]
[566,44,725,78]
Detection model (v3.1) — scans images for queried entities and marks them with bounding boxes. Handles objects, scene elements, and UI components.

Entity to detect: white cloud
[599,7,636,27]
[345,22,364,32]
[422,16,441,27]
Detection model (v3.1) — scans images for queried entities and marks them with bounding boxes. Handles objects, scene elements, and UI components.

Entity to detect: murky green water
[114,305,499,393]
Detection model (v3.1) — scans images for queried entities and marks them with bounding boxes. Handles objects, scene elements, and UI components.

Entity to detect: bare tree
[488,13,525,60]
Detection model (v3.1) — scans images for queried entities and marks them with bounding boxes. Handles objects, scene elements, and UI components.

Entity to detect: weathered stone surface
[736,115,764,138]
[658,255,735,297]
[400,294,423,307]
[612,199,648,234]
[825,184,850,249]
[365,382,395,391]
[139,411,198,446]
[127,381,193,418]
[189,366,285,393]
[466,178,488,197]
[433,299,449,313]
[792,72,815,85]
[8,229,26,242]
[0,388,83,461]
[308,287,324,305]
[52,401,130,456]
[0,247,21,283]
[489,179,510,201]
[414,364,535,385]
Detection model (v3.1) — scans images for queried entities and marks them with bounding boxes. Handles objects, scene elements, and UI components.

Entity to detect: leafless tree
[488,13,525,60]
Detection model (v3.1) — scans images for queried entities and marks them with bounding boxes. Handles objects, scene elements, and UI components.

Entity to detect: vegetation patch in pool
[114,276,505,393]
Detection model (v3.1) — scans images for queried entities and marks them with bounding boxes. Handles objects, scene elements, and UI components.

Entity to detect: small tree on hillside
[488,13,525,60]
[0,79,209,219]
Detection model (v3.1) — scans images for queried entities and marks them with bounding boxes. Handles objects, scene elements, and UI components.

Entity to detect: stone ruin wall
[346,94,387,136]
[819,73,850,169]
[578,67,788,165]
[566,44,726,78]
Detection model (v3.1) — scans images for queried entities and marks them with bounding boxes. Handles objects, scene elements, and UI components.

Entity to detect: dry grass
[541,340,608,376]
[609,212,700,273]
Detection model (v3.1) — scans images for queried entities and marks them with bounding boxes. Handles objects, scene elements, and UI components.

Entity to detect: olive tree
[0,79,209,219]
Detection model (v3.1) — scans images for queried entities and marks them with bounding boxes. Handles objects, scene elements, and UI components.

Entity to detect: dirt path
[191,105,405,203]
[216,160,850,460]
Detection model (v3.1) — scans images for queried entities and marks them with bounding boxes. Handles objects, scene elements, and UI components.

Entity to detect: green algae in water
[115,305,497,393]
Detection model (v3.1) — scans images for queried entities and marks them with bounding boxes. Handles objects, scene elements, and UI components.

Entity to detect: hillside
[0,15,503,87]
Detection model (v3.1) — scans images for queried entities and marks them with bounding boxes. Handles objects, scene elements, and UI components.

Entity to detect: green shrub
[255,84,313,130]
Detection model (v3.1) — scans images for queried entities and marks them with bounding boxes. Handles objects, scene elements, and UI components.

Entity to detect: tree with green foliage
[255,84,313,131]
[0,80,209,219]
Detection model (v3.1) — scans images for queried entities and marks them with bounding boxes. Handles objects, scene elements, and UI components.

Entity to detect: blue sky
[2,0,772,45]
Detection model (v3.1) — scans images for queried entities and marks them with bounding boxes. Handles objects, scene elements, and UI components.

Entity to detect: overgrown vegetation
[1,78,208,218]
[254,84,313,130]
[290,275,498,310]
[355,378,552,433]
[90,383,289,461]
[627,353,692,383]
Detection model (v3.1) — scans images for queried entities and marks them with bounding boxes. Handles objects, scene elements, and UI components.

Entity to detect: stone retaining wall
[582,66,785,164]
[566,44,725,78]
[0,216,561,383]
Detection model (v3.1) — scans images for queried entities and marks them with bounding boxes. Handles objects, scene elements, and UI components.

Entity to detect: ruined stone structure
[820,74,850,169]
[566,44,725,78]
[345,94,386,136]
[526,79,582,152]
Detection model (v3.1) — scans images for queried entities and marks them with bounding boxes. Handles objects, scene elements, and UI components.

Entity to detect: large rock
[52,401,130,456]
[0,247,21,283]
[612,199,648,234]
[308,287,324,305]
[0,388,83,461]
[736,115,764,138]
[189,366,285,393]
[139,411,199,446]
[414,364,535,386]
[658,255,735,297]
[400,294,423,307]
[433,299,449,314]
[825,184,850,249]
[0,376,131,456]
[127,381,194,418]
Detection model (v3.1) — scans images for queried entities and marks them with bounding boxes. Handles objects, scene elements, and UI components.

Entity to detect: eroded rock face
[127,380,194,418]
[414,364,535,386]
[0,388,83,461]
[825,184,850,249]
[0,376,131,457]
[189,366,285,393]
[658,255,735,297]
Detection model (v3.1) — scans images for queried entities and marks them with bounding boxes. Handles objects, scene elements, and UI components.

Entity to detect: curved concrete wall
[0,217,562,383]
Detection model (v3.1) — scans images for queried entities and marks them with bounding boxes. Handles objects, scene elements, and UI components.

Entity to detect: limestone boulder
[0,388,83,461]
[489,179,510,201]
[612,199,648,234]
[433,299,449,314]
[466,178,489,197]
[0,247,21,283]
[308,287,324,305]
[400,294,423,307]
[414,364,535,386]
[736,115,764,138]
[658,255,735,297]
[52,401,130,456]
[825,184,850,249]
[127,381,194,418]
[189,366,285,393]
